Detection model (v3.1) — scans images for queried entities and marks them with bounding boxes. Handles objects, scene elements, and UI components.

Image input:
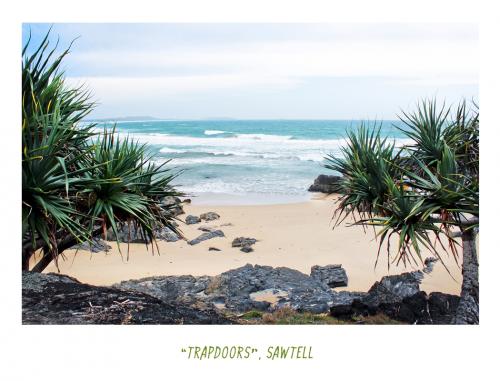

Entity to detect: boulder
[22,272,233,325]
[160,196,184,216]
[209,247,221,251]
[185,215,201,225]
[428,292,460,324]
[187,230,225,245]
[200,212,220,221]
[232,237,257,252]
[308,174,343,193]
[310,265,348,288]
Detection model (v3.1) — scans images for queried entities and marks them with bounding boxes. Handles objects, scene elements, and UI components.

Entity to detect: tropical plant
[22,30,182,272]
[326,100,479,324]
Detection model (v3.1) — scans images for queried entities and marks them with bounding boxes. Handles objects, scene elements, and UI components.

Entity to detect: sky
[22,23,478,120]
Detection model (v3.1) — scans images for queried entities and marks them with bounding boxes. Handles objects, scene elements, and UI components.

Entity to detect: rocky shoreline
[23,260,459,325]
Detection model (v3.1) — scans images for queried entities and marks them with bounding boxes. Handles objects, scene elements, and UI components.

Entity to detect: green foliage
[22,30,182,270]
[326,100,479,269]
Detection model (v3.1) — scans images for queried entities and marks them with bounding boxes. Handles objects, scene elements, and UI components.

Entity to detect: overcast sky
[22,23,478,120]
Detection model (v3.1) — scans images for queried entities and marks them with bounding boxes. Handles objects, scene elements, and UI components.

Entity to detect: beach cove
[43,193,462,296]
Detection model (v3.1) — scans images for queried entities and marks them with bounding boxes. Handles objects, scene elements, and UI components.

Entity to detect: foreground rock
[232,237,257,252]
[118,264,339,314]
[188,230,225,245]
[310,265,348,288]
[329,271,460,324]
[308,174,343,193]
[22,272,233,325]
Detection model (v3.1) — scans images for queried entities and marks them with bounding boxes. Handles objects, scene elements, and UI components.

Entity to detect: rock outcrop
[22,272,233,325]
[329,271,460,324]
[310,265,348,288]
[308,174,342,193]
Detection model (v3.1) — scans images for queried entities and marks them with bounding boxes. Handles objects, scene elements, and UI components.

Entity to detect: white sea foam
[204,129,228,135]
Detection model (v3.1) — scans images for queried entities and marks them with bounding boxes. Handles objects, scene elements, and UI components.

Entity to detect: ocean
[93,119,408,204]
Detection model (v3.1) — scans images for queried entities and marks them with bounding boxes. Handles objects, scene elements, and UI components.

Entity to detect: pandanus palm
[326,100,479,324]
[22,30,182,272]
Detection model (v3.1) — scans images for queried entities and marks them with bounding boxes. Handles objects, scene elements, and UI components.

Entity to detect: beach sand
[43,194,462,295]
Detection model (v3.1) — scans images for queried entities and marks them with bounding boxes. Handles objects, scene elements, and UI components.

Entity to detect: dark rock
[329,291,366,318]
[182,198,192,204]
[22,272,233,325]
[106,224,150,243]
[198,225,216,232]
[160,196,184,217]
[71,238,111,253]
[106,224,180,243]
[428,292,460,324]
[156,228,180,242]
[232,237,257,252]
[310,264,348,288]
[187,230,225,245]
[209,247,221,251]
[398,291,431,324]
[185,215,201,225]
[232,237,257,247]
[200,212,220,221]
[307,174,343,193]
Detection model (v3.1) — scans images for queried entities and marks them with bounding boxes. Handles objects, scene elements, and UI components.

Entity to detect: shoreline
[44,194,462,295]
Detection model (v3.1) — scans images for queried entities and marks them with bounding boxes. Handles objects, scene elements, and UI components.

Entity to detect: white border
[1,1,498,379]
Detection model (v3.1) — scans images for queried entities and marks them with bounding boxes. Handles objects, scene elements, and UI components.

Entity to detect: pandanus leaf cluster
[22,31,182,271]
[326,100,479,271]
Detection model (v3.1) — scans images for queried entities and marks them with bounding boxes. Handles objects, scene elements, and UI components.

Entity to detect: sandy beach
[43,194,462,295]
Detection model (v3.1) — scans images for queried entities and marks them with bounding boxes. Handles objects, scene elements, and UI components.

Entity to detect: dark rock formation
[307,174,343,193]
[310,265,348,288]
[423,257,438,274]
[329,271,459,324]
[118,264,338,314]
[22,272,233,325]
[200,212,220,221]
[209,247,221,251]
[185,215,201,225]
[71,238,111,253]
[187,230,225,245]
[232,237,257,252]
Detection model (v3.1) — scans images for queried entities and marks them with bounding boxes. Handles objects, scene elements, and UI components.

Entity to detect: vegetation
[326,100,479,324]
[237,308,402,325]
[22,31,181,272]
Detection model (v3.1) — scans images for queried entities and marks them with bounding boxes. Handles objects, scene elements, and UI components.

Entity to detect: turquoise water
[94,119,408,203]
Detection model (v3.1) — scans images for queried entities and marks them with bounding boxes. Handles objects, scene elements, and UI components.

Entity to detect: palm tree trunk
[453,228,479,324]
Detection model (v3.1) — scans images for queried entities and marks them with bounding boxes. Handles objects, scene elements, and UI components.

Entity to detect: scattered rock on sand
[200,212,220,221]
[209,247,221,252]
[310,264,348,288]
[232,237,257,252]
[307,174,343,193]
[188,230,225,245]
[185,215,201,225]
[198,225,216,232]
[160,196,184,216]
